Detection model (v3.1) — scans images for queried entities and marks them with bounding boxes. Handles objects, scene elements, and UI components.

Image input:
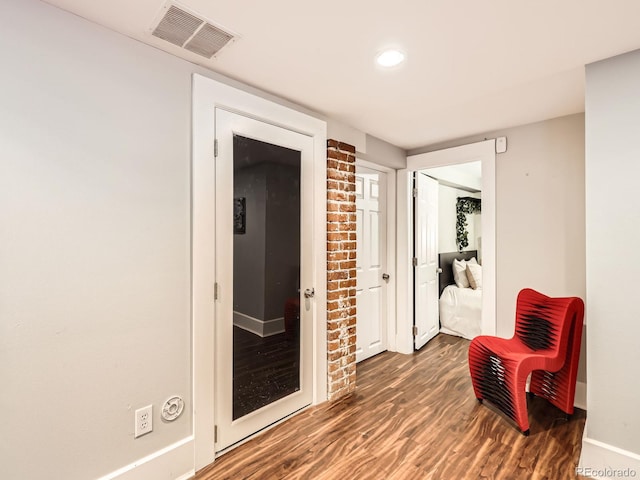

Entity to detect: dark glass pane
[232,134,301,420]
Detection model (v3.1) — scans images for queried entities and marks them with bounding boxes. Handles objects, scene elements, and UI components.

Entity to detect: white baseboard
[233,311,285,337]
[96,436,194,480]
[575,381,587,410]
[578,422,640,479]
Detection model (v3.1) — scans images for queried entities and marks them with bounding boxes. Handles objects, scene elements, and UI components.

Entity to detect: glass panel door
[215,109,313,451]
[232,134,301,420]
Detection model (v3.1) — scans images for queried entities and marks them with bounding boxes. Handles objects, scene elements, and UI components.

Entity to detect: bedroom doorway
[418,162,483,345]
[396,140,496,355]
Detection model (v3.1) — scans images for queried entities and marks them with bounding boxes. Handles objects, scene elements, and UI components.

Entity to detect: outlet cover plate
[135,405,153,438]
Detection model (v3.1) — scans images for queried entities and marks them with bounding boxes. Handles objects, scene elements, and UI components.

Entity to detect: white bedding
[439,285,482,340]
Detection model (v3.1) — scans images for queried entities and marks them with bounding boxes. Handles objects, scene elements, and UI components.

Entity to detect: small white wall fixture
[192,73,327,470]
[397,140,496,354]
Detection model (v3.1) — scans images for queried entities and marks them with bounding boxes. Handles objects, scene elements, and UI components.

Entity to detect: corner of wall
[579,425,640,479]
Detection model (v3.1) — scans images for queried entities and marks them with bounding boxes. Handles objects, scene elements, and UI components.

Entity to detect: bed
[438,251,482,340]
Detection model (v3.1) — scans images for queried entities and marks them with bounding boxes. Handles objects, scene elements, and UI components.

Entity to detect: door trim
[192,74,327,470]
[355,159,397,353]
[397,140,496,354]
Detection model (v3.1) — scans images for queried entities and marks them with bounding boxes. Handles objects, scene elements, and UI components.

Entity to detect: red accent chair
[468,288,584,435]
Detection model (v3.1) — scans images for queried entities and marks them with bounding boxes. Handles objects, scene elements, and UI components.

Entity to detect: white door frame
[192,74,327,470]
[396,140,496,354]
[355,159,397,353]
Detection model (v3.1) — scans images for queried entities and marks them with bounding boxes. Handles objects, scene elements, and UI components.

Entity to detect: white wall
[583,49,640,465]
[0,1,195,478]
[437,185,481,254]
[409,113,586,383]
[0,0,402,478]
[493,115,585,339]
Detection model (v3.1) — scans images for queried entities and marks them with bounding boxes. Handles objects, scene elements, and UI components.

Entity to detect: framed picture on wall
[234,197,246,234]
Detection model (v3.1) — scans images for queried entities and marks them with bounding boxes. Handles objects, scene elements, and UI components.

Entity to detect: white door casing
[414,173,439,350]
[193,73,327,471]
[395,140,496,355]
[214,109,314,452]
[355,167,388,362]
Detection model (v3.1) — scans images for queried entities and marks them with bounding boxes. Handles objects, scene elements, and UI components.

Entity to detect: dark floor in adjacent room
[233,326,300,420]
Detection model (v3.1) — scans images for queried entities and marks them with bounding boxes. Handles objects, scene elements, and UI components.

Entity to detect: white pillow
[452,257,477,288]
[466,263,483,290]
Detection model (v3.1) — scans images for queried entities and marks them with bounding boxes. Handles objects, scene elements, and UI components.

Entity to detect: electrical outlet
[134,405,153,438]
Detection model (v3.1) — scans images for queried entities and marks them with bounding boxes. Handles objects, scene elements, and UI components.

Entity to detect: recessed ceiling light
[376,49,405,68]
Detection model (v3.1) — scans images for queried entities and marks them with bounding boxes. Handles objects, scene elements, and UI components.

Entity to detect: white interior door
[214,109,314,452]
[355,167,388,363]
[414,172,439,350]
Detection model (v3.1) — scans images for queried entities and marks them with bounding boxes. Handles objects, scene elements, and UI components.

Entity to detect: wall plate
[161,396,184,421]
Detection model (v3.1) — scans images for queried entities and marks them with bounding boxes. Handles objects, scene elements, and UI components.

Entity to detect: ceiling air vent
[151,2,236,59]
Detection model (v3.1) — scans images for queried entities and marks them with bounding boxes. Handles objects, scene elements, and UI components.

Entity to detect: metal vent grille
[151,3,235,58]
[184,23,233,58]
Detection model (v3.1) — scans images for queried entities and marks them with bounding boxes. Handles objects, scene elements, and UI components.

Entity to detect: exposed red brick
[327,212,348,222]
[337,142,356,154]
[327,232,348,241]
[327,261,340,271]
[328,150,350,162]
[326,242,341,252]
[327,138,357,401]
[339,203,356,213]
[339,279,356,288]
[327,169,349,181]
[327,251,348,261]
[327,159,339,170]
[328,271,348,281]
[327,361,341,373]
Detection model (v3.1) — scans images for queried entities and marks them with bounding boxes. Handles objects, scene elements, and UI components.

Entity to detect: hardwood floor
[197,334,586,480]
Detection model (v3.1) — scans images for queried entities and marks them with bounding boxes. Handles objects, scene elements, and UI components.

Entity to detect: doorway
[355,166,388,362]
[192,74,328,470]
[396,140,496,354]
[415,163,483,348]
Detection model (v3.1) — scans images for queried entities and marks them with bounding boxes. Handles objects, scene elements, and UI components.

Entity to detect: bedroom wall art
[456,196,481,251]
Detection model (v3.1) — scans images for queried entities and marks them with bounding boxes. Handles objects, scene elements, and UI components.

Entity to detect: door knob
[382,273,390,281]
[436,268,443,274]
[304,288,315,298]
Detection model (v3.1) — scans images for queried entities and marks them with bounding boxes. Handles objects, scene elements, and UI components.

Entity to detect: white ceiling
[43,0,640,150]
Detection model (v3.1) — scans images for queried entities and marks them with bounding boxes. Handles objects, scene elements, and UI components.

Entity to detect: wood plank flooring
[197,334,586,480]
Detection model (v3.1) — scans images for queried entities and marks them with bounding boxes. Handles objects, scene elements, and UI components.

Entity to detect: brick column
[326,139,357,400]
